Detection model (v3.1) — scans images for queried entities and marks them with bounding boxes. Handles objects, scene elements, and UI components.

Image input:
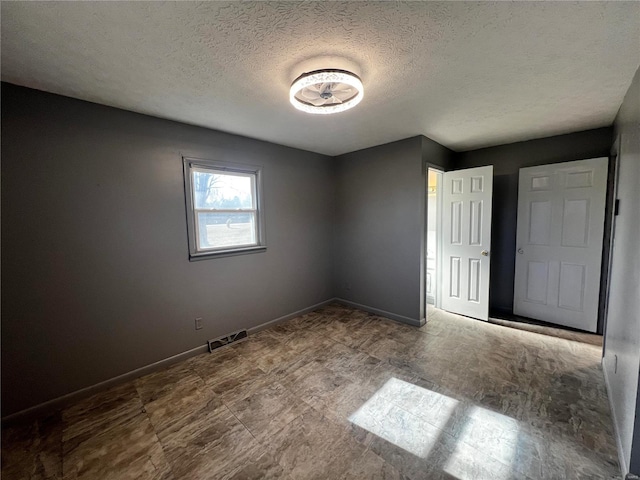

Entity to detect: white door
[441,166,493,321]
[513,157,608,332]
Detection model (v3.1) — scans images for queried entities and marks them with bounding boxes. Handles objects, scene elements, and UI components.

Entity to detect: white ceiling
[2,1,639,156]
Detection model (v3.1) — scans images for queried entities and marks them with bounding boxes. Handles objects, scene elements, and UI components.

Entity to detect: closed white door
[441,166,493,321]
[513,157,608,332]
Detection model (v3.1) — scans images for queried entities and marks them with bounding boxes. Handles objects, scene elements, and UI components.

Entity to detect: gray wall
[454,128,613,319]
[1,84,335,416]
[603,66,640,477]
[333,136,453,324]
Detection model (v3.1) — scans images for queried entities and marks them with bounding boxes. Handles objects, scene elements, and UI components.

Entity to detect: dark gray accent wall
[454,127,613,320]
[1,84,335,416]
[603,66,640,477]
[333,136,453,323]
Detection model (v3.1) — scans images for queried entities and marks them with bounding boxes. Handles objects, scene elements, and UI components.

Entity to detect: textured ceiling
[2,1,639,155]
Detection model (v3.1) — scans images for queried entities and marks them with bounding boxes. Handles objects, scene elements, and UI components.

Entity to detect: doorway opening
[426,168,443,316]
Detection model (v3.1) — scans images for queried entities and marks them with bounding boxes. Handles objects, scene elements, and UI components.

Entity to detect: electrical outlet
[195,317,203,330]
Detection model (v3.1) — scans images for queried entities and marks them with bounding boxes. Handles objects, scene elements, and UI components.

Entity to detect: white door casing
[513,157,608,332]
[441,166,493,321]
[426,168,443,308]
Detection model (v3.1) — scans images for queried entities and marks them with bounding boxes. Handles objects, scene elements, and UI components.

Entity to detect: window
[183,157,265,259]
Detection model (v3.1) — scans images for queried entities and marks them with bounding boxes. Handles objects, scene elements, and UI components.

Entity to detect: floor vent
[207,329,248,352]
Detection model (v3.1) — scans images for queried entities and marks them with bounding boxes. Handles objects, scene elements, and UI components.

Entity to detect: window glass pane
[197,212,256,249]
[192,171,254,209]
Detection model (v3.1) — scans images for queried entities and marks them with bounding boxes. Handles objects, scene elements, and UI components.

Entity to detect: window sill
[188,245,267,261]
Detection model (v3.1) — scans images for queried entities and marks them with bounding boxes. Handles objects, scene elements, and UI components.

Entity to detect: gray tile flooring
[1,304,620,479]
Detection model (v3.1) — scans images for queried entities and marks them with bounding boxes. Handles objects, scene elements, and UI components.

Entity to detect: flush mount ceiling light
[289,69,364,115]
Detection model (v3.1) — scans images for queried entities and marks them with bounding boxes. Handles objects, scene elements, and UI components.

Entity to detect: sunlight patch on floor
[349,378,520,480]
[348,378,458,459]
[443,406,520,480]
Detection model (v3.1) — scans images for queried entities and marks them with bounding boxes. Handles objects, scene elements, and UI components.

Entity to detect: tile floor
[1,304,621,479]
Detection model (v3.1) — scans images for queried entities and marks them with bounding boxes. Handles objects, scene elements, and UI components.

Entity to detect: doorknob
[481,250,489,256]
[517,248,524,254]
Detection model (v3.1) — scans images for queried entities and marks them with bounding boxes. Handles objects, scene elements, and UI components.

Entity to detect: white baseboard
[602,355,629,477]
[2,297,337,425]
[334,298,425,327]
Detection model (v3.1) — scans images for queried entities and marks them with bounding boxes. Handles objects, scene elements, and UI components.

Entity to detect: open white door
[441,166,493,321]
[513,158,608,332]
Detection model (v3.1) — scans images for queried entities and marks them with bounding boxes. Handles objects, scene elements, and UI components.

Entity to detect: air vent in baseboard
[207,329,248,352]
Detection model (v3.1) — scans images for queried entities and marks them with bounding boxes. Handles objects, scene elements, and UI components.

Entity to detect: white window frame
[183,157,266,260]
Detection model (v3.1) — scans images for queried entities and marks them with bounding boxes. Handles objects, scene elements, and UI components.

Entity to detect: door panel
[441,165,493,321]
[450,257,461,298]
[558,262,585,311]
[526,261,548,304]
[468,258,481,302]
[561,198,590,247]
[529,201,551,244]
[514,157,608,332]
